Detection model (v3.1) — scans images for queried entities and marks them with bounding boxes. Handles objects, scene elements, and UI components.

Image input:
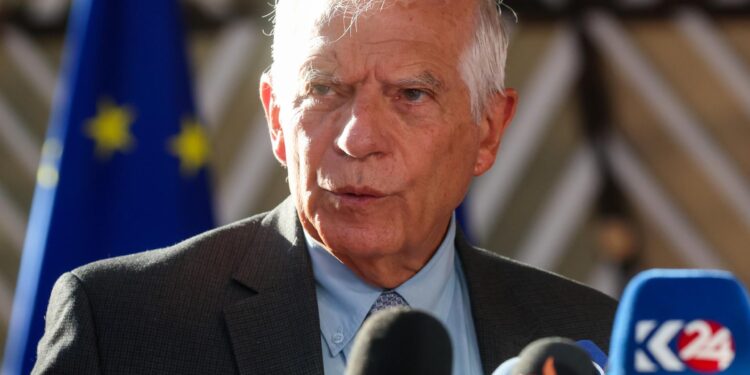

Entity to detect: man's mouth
[333,186,385,197]
[327,186,388,205]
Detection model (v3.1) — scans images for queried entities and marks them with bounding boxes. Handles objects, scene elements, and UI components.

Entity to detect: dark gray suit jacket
[33,198,617,374]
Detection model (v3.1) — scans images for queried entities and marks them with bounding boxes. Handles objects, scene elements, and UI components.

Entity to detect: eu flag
[2,0,215,373]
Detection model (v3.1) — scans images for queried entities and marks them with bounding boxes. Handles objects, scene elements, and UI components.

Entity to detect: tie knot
[368,290,409,316]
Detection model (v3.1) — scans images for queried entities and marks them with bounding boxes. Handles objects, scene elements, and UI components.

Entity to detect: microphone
[345,308,452,375]
[492,340,606,375]
[576,340,607,373]
[608,269,750,375]
[492,337,599,375]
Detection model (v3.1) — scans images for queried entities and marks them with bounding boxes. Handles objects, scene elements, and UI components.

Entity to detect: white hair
[269,0,510,122]
[461,0,510,121]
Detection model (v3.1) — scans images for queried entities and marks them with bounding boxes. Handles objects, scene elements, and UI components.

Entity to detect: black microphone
[511,337,599,375]
[345,308,452,375]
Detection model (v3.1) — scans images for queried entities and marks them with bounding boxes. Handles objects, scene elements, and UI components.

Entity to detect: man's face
[262,0,515,271]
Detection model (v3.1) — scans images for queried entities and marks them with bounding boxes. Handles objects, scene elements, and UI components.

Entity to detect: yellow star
[85,100,136,159]
[169,118,210,176]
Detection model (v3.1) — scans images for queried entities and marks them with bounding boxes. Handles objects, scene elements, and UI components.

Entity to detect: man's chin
[328,239,398,257]
[318,229,402,260]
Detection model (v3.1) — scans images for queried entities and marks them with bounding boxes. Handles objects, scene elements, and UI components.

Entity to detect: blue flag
[2,0,215,373]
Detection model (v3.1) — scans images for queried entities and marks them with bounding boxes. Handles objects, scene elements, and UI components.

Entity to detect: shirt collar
[305,215,458,358]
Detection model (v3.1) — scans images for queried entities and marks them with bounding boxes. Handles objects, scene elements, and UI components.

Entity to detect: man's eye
[401,88,426,102]
[311,84,332,96]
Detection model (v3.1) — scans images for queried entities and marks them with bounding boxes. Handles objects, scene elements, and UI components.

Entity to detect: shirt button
[332,332,344,344]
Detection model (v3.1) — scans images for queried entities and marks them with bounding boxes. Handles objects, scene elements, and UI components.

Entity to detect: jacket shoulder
[467,246,616,305]
[71,209,274,286]
[39,200,306,373]
[461,246,617,351]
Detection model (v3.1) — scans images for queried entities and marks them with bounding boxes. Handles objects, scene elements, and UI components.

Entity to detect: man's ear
[474,88,518,176]
[260,72,287,166]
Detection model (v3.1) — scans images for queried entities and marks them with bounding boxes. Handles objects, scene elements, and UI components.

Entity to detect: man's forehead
[275,0,456,10]
[274,0,469,27]
[273,0,475,49]
[271,0,477,96]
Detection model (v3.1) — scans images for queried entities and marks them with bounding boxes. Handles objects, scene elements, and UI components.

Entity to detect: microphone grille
[346,308,452,375]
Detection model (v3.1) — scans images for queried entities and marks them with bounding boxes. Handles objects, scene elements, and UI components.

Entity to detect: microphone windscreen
[512,337,599,375]
[492,341,606,375]
[346,308,452,375]
[492,357,520,375]
[608,269,750,375]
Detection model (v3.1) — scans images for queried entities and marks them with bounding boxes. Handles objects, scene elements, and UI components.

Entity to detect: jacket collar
[455,228,540,374]
[224,197,324,375]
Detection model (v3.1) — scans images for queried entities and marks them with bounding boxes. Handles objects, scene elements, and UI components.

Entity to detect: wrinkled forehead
[272,1,472,54]
[270,0,473,78]
[272,0,455,30]
[270,1,334,60]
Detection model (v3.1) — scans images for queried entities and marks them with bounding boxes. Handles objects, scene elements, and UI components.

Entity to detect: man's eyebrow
[300,66,339,84]
[394,71,444,91]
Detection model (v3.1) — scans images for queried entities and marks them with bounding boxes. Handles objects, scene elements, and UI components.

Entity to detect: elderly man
[33,0,616,374]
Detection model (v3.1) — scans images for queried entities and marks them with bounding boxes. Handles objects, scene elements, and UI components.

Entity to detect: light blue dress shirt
[304,215,484,375]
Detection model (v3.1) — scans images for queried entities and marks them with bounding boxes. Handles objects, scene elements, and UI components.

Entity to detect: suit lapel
[224,199,324,375]
[456,230,540,374]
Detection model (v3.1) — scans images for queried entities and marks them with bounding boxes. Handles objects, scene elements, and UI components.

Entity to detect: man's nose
[335,90,389,159]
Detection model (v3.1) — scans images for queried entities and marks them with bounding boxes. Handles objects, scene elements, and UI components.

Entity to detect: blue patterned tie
[368,290,410,316]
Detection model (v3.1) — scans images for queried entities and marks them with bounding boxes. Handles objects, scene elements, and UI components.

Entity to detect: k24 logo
[635,320,735,373]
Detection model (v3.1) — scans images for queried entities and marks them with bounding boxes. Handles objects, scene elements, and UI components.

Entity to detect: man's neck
[303,216,456,289]
[332,251,433,289]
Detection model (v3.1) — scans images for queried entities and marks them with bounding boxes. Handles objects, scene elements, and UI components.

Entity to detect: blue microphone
[577,340,607,373]
[608,269,750,375]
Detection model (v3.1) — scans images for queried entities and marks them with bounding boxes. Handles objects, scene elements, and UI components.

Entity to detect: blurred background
[0,0,748,358]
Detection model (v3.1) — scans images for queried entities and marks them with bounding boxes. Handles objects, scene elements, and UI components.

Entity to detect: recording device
[492,340,606,375]
[492,337,600,375]
[345,308,452,375]
[608,269,750,375]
